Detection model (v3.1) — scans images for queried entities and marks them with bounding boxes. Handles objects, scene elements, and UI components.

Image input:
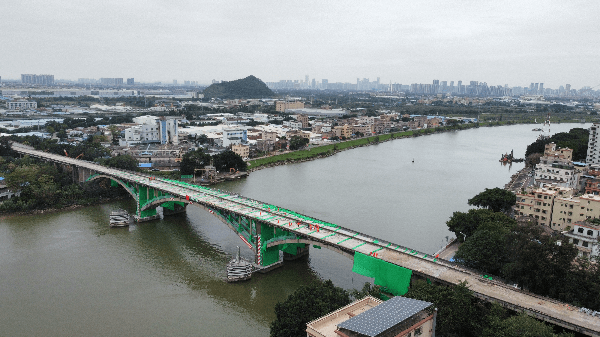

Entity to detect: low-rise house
[307,296,436,337]
[564,220,600,258]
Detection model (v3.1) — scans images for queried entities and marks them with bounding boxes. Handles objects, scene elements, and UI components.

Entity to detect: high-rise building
[127,78,135,85]
[322,79,328,90]
[566,84,571,96]
[539,83,544,95]
[587,124,600,165]
[173,80,177,85]
[21,74,54,85]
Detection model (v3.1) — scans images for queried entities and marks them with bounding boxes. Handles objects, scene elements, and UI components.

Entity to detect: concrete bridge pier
[283,245,310,261]
[162,203,187,216]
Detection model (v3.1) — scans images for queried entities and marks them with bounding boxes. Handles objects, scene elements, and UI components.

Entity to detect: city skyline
[2,1,599,88]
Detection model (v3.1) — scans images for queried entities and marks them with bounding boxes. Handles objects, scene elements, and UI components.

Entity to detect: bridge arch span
[140,196,191,211]
[86,174,138,202]
[266,238,354,260]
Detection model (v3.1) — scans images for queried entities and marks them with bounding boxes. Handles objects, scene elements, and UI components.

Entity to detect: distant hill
[202,75,274,99]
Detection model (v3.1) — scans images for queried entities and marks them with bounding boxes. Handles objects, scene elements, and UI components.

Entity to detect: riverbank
[0,195,130,218]
[247,121,530,171]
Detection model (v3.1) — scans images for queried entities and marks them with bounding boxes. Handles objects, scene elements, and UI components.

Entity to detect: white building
[7,100,37,110]
[283,120,302,129]
[535,158,579,188]
[587,124,600,165]
[122,124,160,145]
[119,116,178,146]
[222,129,247,148]
[564,221,600,258]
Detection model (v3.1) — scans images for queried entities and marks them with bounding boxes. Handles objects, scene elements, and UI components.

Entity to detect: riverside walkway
[10,142,600,336]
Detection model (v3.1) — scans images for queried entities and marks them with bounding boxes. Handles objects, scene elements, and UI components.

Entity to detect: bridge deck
[10,143,600,336]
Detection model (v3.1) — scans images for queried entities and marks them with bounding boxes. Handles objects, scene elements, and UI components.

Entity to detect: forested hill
[202,75,274,99]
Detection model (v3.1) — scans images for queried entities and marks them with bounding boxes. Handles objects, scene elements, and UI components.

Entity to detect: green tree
[454,224,511,275]
[99,155,139,171]
[270,280,350,337]
[446,208,515,242]
[213,150,247,172]
[180,148,212,175]
[468,187,516,213]
[483,305,573,337]
[289,136,309,150]
[405,280,484,337]
[350,282,382,300]
[502,223,578,299]
[108,125,120,145]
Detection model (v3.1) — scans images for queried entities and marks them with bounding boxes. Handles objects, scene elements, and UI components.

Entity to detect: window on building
[573,239,579,245]
[568,212,573,216]
[583,241,589,248]
[579,228,584,233]
[414,327,422,336]
[588,230,594,236]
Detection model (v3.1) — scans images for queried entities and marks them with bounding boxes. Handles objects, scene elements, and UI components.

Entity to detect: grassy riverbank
[247,123,481,170]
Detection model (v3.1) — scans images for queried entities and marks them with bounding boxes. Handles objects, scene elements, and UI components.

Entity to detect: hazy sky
[2,0,599,88]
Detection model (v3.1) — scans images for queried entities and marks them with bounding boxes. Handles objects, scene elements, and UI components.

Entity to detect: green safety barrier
[180,175,193,179]
[352,252,412,296]
[313,245,321,249]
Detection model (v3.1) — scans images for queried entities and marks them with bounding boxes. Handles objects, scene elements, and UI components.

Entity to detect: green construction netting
[261,223,279,266]
[110,179,118,187]
[313,245,321,249]
[162,201,175,211]
[282,243,305,255]
[138,186,157,218]
[352,252,412,296]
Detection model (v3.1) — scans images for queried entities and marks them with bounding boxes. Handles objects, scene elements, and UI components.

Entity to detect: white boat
[226,247,253,282]
[110,209,130,227]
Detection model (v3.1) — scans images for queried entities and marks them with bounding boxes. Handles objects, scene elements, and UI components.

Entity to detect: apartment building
[544,142,573,161]
[231,144,249,159]
[515,186,573,227]
[275,100,304,112]
[587,123,600,165]
[534,144,578,188]
[352,124,373,136]
[564,221,600,258]
[7,100,37,110]
[551,194,600,231]
[333,124,352,139]
[294,114,309,128]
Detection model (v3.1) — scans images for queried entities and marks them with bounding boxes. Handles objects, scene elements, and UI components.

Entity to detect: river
[0,123,590,336]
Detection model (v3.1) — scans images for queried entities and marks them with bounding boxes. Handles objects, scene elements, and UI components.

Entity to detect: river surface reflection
[0,123,589,336]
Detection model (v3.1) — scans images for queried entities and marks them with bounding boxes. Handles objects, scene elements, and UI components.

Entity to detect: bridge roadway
[10,142,600,336]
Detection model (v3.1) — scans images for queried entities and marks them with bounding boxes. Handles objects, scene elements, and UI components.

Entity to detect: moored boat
[226,247,253,282]
[110,209,130,227]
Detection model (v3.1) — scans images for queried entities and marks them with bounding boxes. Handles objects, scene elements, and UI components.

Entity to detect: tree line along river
[0,123,590,336]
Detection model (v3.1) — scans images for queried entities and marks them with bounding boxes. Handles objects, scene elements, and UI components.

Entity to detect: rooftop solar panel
[337,296,432,337]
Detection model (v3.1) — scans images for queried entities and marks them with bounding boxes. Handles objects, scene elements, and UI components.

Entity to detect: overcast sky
[2,0,598,88]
